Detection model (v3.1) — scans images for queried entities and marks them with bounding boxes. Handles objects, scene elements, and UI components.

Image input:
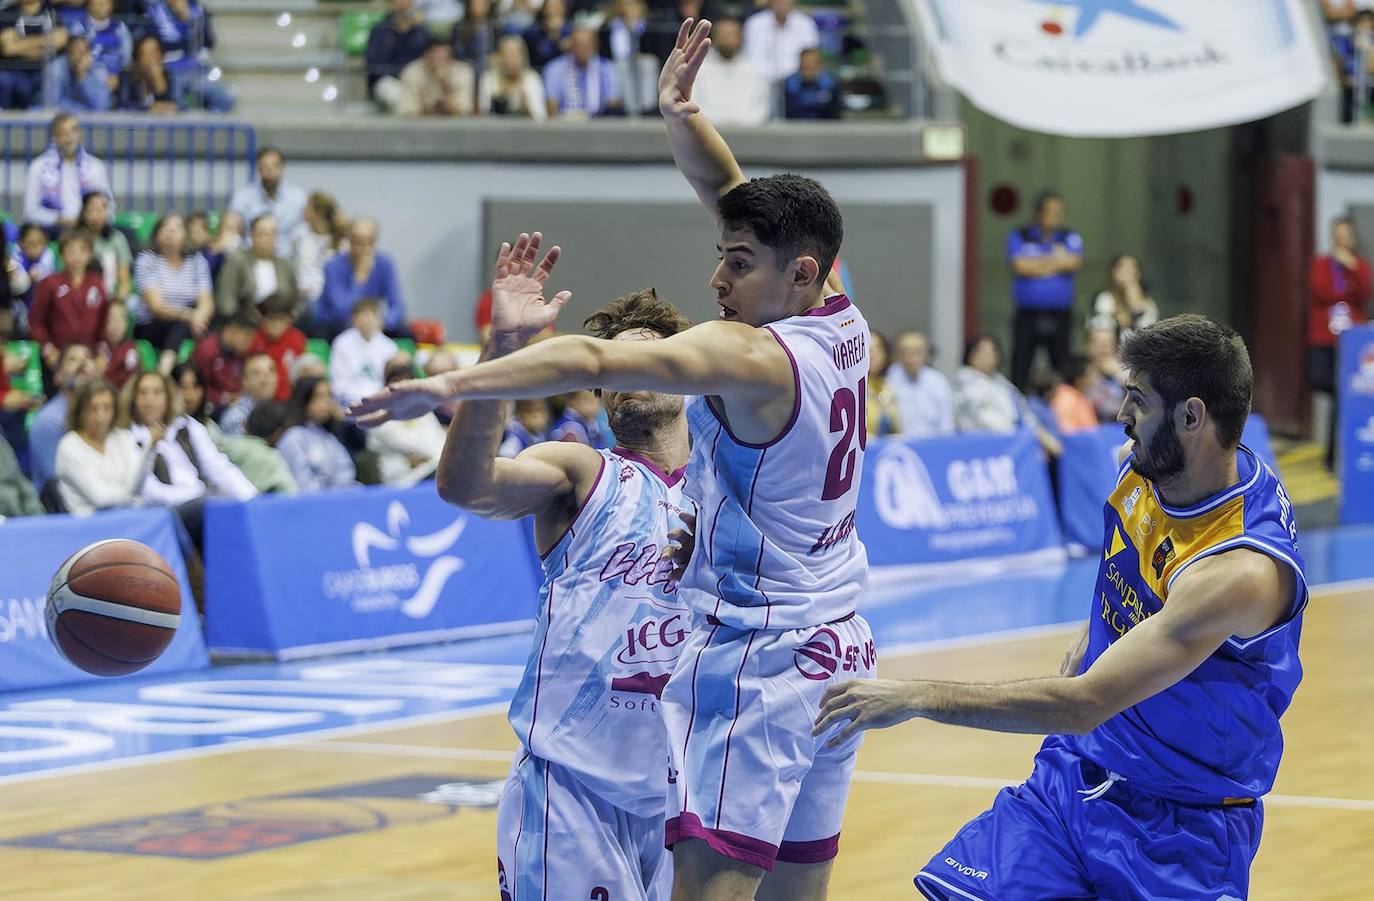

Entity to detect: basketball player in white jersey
[352,20,876,899]
[438,233,696,900]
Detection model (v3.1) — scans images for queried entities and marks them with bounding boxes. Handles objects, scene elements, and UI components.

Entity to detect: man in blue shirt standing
[1006,190,1082,390]
[314,217,409,339]
[229,147,307,256]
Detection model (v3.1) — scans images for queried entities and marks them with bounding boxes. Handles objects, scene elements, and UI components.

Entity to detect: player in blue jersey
[352,20,877,899]
[437,233,696,900]
[815,315,1306,900]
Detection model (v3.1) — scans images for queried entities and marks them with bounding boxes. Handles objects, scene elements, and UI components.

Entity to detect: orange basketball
[45,539,183,677]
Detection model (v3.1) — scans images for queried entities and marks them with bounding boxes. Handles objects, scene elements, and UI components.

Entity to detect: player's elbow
[435,472,488,512]
[1062,681,1114,735]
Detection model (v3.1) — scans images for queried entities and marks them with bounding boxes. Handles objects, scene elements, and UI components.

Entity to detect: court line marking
[276,741,1374,813]
[0,576,1367,789]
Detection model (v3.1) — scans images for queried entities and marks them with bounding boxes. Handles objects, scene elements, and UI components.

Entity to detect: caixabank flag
[205,485,543,658]
[1339,325,1374,525]
[913,0,1326,136]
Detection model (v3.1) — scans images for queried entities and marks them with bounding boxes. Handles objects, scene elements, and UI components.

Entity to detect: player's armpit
[593,319,795,400]
[445,441,598,522]
[1072,549,1293,731]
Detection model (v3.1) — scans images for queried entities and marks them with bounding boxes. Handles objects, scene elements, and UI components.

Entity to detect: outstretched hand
[659,18,712,121]
[489,231,571,350]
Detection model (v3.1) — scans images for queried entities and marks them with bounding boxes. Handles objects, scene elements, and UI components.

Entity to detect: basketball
[45,540,183,677]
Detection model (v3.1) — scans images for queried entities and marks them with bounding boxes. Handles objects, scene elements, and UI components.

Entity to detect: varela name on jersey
[1068,446,1307,805]
[682,294,872,631]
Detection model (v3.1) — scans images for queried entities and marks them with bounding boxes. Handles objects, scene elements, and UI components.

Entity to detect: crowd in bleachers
[365,0,852,120]
[0,113,623,545]
[0,0,232,113]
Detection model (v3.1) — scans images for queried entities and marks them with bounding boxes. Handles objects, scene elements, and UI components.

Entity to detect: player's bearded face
[1127,407,1186,484]
[605,389,682,435]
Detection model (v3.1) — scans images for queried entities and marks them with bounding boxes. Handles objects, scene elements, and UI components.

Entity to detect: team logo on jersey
[794,628,843,681]
[619,464,636,483]
[1151,535,1176,578]
[1122,485,1142,517]
[1105,526,1127,561]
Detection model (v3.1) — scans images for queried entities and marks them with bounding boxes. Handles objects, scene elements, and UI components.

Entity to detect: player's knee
[758,859,832,901]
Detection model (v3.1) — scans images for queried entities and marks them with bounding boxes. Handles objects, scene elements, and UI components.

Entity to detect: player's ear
[793,255,821,288]
[1180,397,1205,433]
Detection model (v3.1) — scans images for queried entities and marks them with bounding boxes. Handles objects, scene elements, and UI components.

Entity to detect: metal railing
[1,118,255,214]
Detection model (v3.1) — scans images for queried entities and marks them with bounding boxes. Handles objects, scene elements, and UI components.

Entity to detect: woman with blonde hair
[479,35,547,119]
[291,191,350,304]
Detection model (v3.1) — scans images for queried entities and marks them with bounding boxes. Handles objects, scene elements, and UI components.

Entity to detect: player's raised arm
[813,548,1295,743]
[434,233,600,525]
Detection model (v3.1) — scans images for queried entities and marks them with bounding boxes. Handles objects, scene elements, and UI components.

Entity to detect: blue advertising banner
[1056,416,1277,548]
[1339,325,1374,525]
[857,429,1062,569]
[0,507,208,692]
[204,485,544,659]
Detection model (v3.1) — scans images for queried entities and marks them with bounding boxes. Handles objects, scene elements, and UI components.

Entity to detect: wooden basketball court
[0,584,1368,900]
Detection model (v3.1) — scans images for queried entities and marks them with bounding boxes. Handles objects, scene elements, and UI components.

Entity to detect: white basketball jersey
[507,448,694,818]
[682,294,870,630]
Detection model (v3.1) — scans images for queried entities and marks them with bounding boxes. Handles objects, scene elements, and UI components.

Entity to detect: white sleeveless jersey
[507,448,694,818]
[682,294,870,630]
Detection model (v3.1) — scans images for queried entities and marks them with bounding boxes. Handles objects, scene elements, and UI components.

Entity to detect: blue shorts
[914,736,1262,901]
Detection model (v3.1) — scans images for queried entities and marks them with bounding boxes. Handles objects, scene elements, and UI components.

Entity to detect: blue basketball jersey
[1067,446,1307,804]
[507,448,694,818]
[680,295,871,631]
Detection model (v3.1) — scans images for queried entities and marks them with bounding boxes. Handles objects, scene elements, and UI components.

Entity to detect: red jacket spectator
[191,318,258,409]
[29,271,107,355]
[1309,240,1371,349]
[251,323,307,401]
[98,338,142,390]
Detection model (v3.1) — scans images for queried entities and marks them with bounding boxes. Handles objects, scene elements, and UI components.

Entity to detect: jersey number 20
[822,377,867,501]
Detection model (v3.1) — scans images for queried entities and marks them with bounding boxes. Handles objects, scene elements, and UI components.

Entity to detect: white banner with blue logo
[857,430,1061,571]
[0,507,209,692]
[914,0,1326,136]
[204,485,544,659]
[1339,325,1374,525]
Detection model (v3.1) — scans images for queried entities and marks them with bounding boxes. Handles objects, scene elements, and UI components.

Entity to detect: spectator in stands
[251,293,307,401]
[954,334,1062,455]
[522,0,570,70]
[70,0,129,95]
[383,35,476,116]
[366,0,430,101]
[550,389,609,447]
[50,0,83,37]
[219,351,277,437]
[220,399,297,494]
[30,341,94,489]
[2,238,29,331]
[80,191,134,305]
[289,350,327,385]
[783,47,840,120]
[499,397,550,457]
[44,34,110,111]
[1046,355,1100,436]
[1083,325,1126,422]
[278,375,357,491]
[414,0,462,35]
[865,328,899,437]
[118,34,177,113]
[886,329,953,439]
[1309,215,1371,468]
[229,148,306,257]
[1007,190,1082,390]
[316,218,408,338]
[189,314,256,411]
[0,0,67,111]
[692,16,768,126]
[216,214,300,322]
[10,222,57,323]
[0,431,42,519]
[479,33,546,118]
[133,212,214,375]
[603,0,656,114]
[29,228,106,369]
[1088,253,1158,340]
[55,378,146,514]
[171,359,212,425]
[94,299,139,390]
[544,26,621,118]
[366,357,447,485]
[1330,8,1374,123]
[290,191,348,306]
[203,209,244,280]
[330,297,399,408]
[422,346,458,424]
[743,0,817,85]
[24,114,111,237]
[0,333,41,457]
[122,369,257,541]
[185,211,211,257]
[643,0,713,64]
[145,0,235,112]
[453,0,495,71]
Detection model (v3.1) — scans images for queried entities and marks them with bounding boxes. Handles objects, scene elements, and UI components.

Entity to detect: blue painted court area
[1,525,1370,785]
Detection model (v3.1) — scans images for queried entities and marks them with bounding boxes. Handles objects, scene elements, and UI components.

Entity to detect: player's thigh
[670,837,764,901]
[498,755,654,901]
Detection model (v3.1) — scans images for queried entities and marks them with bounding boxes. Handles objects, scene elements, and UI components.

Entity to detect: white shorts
[497,753,673,901]
[662,613,877,871]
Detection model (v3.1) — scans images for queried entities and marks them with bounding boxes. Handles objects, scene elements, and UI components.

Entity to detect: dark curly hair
[583,287,691,340]
[717,174,844,278]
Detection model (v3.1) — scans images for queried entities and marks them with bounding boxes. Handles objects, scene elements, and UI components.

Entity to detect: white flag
[913,0,1328,137]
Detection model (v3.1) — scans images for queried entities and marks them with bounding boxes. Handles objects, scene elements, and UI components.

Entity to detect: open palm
[659,18,712,121]
[489,231,571,346]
